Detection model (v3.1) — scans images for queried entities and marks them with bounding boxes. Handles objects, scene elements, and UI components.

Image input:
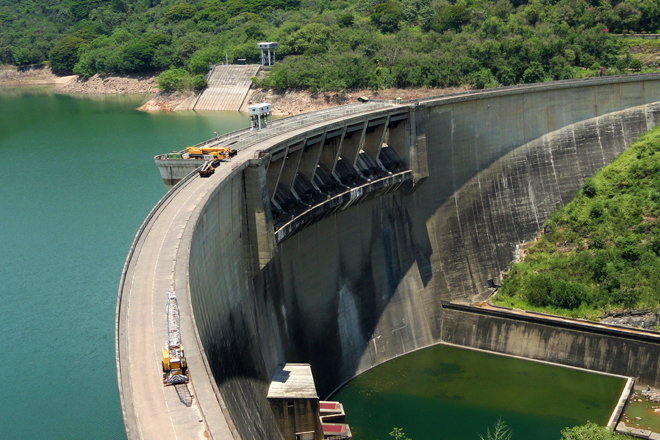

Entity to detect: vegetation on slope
[494,125,660,320]
[0,0,659,91]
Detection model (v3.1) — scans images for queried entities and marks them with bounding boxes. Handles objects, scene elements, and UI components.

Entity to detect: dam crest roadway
[117,74,660,440]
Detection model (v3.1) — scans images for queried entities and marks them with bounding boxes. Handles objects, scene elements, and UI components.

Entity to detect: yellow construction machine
[162,292,189,385]
[186,146,238,178]
[186,146,237,160]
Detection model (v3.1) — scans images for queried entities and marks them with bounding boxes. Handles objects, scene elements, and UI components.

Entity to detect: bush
[583,178,597,198]
[471,68,495,89]
[523,275,587,310]
[191,74,208,89]
[615,58,628,70]
[156,68,190,91]
[188,47,225,75]
[560,422,620,440]
[588,237,605,249]
[522,61,545,83]
[621,245,641,262]
[337,14,354,28]
[630,59,643,71]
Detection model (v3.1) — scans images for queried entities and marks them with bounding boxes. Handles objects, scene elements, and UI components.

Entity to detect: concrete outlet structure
[120,74,660,440]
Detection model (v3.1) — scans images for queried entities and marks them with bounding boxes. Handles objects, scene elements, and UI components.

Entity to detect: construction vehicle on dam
[185,145,237,160]
[184,146,238,178]
[162,291,189,385]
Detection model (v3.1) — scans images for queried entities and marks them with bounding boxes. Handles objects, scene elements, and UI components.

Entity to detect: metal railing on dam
[120,73,660,440]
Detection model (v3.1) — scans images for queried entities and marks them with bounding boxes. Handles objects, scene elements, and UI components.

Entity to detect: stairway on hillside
[193,65,261,111]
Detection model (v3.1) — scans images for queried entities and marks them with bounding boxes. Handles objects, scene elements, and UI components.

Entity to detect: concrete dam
[117,74,660,440]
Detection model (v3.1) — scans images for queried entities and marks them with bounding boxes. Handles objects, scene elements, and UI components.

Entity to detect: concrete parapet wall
[183,76,660,440]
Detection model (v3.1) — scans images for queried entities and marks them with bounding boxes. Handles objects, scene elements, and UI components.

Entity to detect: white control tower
[248,103,272,130]
[257,42,278,67]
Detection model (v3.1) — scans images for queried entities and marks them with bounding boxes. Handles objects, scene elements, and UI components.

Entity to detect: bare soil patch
[249,86,471,116]
[57,73,157,94]
[0,65,74,86]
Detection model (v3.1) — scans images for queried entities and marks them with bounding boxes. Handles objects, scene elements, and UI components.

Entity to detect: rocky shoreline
[1,65,471,115]
[57,73,156,94]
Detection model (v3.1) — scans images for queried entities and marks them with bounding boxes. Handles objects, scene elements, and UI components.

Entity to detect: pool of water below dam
[331,344,626,440]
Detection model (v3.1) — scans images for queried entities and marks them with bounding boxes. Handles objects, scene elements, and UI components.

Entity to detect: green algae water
[332,344,626,440]
[0,87,249,440]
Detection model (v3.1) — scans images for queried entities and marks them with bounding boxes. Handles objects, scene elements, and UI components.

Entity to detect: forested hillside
[1,0,659,91]
[495,126,660,320]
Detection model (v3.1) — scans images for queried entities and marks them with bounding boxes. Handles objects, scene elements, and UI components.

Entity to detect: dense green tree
[337,13,354,28]
[50,36,85,74]
[431,5,471,32]
[371,2,403,33]
[188,47,225,74]
[522,61,545,83]
[164,4,197,23]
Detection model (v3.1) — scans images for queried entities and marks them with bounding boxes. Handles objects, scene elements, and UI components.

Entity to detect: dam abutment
[119,75,660,440]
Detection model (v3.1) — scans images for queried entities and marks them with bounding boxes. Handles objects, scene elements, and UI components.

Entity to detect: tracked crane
[161,292,189,385]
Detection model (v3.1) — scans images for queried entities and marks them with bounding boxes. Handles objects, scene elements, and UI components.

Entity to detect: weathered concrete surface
[193,65,260,111]
[442,303,660,388]
[119,75,660,440]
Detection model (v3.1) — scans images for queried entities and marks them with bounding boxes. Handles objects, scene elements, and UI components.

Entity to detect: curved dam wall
[187,77,660,440]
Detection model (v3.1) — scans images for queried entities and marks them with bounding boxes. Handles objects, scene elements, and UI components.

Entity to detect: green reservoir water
[332,344,626,440]
[0,87,249,440]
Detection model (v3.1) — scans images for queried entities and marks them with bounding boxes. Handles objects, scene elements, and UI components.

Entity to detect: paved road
[118,172,226,440]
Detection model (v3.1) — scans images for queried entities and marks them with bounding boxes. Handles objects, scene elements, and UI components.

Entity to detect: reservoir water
[0,87,249,440]
[332,344,626,440]
[1,88,627,440]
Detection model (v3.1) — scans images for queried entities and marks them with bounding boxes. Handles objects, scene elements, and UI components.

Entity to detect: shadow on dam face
[186,78,660,440]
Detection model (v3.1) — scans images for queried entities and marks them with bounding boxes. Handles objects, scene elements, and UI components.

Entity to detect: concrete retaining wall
[187,77,660,440]
[441,303,660,388]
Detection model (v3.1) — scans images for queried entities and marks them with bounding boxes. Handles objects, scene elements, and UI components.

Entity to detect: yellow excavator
[186,146,238,177]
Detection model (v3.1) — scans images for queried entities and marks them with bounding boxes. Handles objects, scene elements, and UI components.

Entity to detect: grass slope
[494,125,660,320]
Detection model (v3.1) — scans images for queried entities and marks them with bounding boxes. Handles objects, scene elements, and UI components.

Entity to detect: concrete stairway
[193,65,260,111]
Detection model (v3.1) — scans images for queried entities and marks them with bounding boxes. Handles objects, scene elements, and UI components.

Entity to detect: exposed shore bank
[0,65,75,86]
[0,66,471,115]
[0,66,156,94]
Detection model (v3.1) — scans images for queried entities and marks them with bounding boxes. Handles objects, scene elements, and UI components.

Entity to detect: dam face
[184,77,660,440]
[119,76,660,440]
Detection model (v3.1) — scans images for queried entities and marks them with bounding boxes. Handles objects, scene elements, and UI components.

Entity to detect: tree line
[0,0,658,91]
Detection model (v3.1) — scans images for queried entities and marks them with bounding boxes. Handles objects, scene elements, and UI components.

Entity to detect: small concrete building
[268,364,324,440]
